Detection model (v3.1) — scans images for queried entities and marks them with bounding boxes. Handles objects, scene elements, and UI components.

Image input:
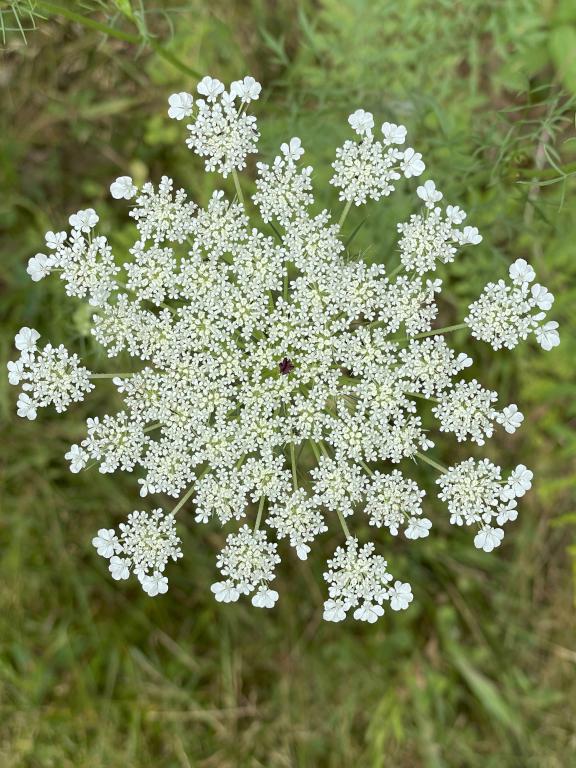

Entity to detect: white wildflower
[381,122,407,145]
[9,75,558,622]
[416,179,443,207]
[69,208,99,232]
[400,147,425,178]
[167,91,194,120]
[348,108,374,136]
[110,175,137,200]
[496,404,524,434]
[15,326,40,353]
[27,253,53,282]
[230,75,261,103]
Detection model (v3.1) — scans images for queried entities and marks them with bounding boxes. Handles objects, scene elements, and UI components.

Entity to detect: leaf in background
[550,25,576,96]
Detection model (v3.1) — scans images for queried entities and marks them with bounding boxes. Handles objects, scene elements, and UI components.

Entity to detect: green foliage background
[1,1,575,765]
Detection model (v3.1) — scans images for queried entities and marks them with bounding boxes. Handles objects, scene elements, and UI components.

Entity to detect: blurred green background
[1,1,575,766]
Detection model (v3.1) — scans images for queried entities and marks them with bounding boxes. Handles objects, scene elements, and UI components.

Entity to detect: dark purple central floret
[279,357,294,375]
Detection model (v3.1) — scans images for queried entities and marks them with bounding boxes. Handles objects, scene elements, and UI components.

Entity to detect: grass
[1,1,576,765]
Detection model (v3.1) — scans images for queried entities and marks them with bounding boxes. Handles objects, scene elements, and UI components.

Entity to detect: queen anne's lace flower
[211,525,280,607]
[323,539,411,622]
[9,328,93,418]
[9,75,560,624]
[465,258,558,350]
[364,470,430,539]
[92,509,182,595]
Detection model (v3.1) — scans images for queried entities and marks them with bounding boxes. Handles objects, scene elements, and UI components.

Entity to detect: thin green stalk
[335,507,352,538]
[90,373,134,379]
[416,451,447,474]
[290,442,298,489]
[412,323,468,340]
[171,484,196,515]
[359,460,373,476]
[172,466,209,515]
[309,440,321,462]
[254,495,266,531]
[407,391,441,403]
[37,1,141,42]
[232,170,245,206]
[36,2,201,78]
[338,199,353,229]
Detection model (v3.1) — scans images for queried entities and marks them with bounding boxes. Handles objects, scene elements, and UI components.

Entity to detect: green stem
[335,507,352,539]
[359,460,373,476]
[416,451,447,474]
[171,484,195,515]
[254,496,266,531]
[407,391,441,403]
[232,170,245,206]
[290,442,298,490]
[36,2,201,78]
[338,199,353,229]
[412,323,468,340]
[309,440,321,462]
[388,263,403,279]
[37,1,140,42]
[90,373,134,379]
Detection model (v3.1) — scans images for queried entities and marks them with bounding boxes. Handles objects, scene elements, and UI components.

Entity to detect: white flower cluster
[465,258,559,350]
[9,75,560,621]
[211,525,280,608]
[27,212,119,306]
[330,110,425,205]
[437,460,532,552]
[365,470,430,539]
[170,76,261,177]
[8,327,93,420]
[397,181,483,274]
[92,509,182,595]
[323,539,413,623]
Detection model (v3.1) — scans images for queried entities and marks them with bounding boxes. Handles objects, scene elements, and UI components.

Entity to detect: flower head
[9,75,559,624]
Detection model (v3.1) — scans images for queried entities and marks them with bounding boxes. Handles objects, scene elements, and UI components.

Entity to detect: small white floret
[167,91,194,120]
[388,581,413,611]
[401,147,425,178]
[27,253,53,281]
[474,526,504,553]
[110,176,137,200]
[348,108,374,136]
[251,586,279,609]
[92,528,118,558]
[15,326,40,353]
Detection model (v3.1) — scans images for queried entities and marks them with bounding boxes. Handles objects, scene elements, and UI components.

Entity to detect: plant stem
[290,442,298,490]
[338,199,353,229]
[407,391,441,403]
[359,460,373,476]
[412,323,468,339]
[254,495,266,531]
[90,373,134,379]
[232,170,245,206]
[388,263,403,279]
[335,507,352,538]
[416,451,447,474]
[36,2,201,78]
[309,440,321,462]
[171,484,195,515]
